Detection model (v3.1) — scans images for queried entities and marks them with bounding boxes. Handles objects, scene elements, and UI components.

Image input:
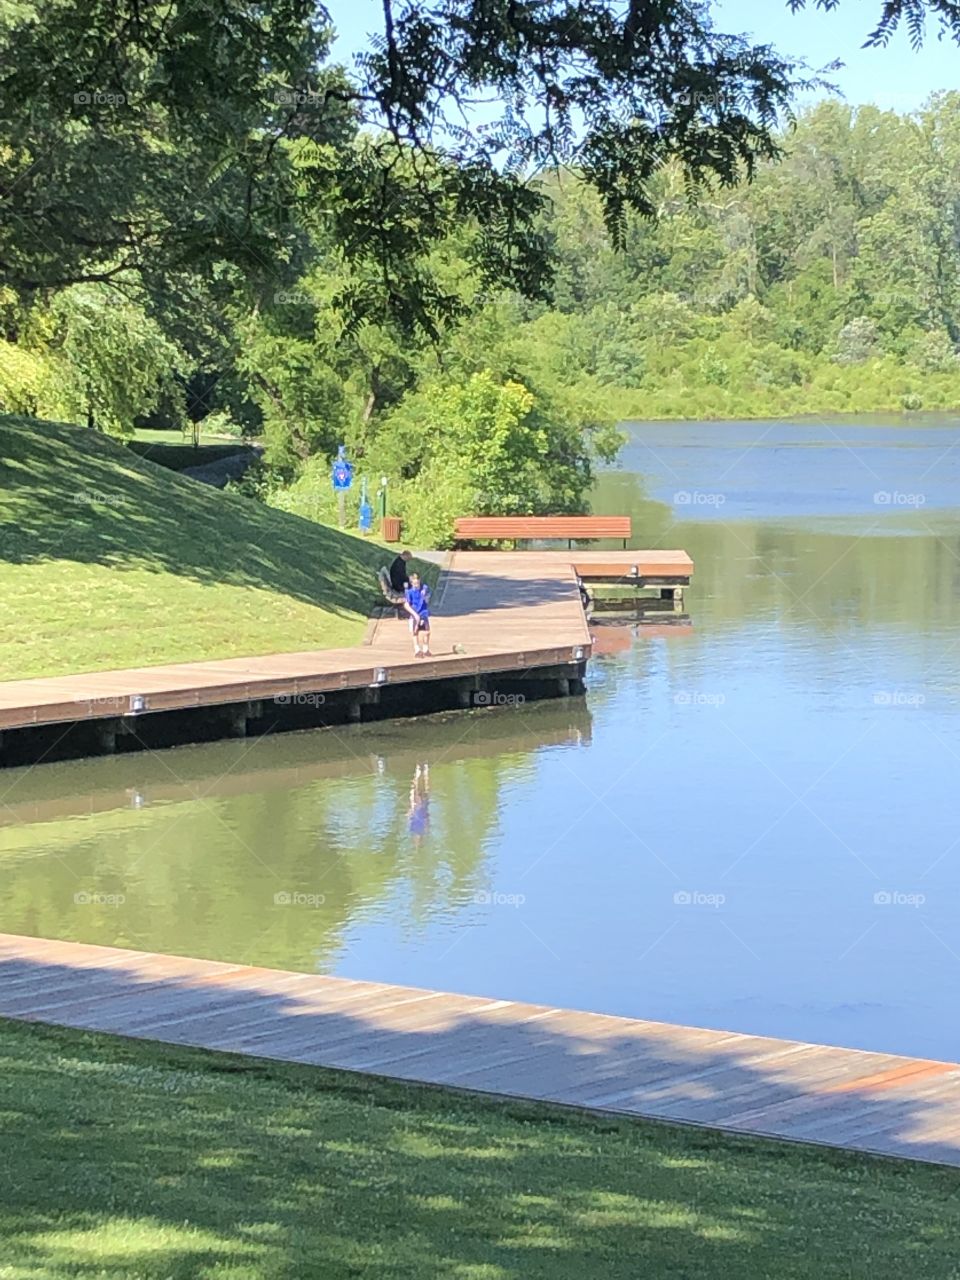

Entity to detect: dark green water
[3,415,960,1059]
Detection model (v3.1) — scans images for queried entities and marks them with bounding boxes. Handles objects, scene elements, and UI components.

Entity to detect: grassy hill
[0,414,392,680]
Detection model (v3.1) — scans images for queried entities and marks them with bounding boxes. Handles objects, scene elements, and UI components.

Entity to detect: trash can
[382,516,402,543]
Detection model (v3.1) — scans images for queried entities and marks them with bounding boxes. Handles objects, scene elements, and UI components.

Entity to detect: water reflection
[0,704,593,974]
[407,763,431,844]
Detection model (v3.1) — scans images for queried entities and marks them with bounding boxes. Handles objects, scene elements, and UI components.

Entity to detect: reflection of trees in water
[675,521,960,635]
[0,709,591,973]
[595,469,960,633]
[592,469,960,694]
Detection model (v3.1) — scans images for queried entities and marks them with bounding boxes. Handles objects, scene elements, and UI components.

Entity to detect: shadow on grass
[0,942,958,1277]
[0,415,383,618]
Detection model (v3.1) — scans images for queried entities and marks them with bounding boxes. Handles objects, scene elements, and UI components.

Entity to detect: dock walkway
[1,931,958,1168]
[0,552,572,729]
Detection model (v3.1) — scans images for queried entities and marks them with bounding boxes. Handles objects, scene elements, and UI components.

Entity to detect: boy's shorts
[409,615,430,632]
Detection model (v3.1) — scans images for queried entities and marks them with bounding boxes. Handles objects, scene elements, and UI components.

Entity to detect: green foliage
[0,340,47,415]
[237,316,350,476]
[833,316,882,366]
[45,287,184,437]
[906,328,959,373]
[276,370,622,546]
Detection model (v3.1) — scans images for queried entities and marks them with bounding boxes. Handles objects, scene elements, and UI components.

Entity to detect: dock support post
[457,676,480,708]
[224,705,248,737]
[557,677,571,697]
[350,687,381,723]
[96,721,118,754]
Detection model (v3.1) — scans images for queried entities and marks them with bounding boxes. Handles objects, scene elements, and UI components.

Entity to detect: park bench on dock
[454,515,632,549]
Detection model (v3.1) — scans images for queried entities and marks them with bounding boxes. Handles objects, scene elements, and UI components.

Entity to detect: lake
[4,414,960,1061]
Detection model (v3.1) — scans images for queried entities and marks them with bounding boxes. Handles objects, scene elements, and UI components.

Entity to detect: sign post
[358,477,373,534]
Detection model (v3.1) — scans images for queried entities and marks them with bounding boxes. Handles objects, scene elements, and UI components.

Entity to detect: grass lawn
[0,414,425,680]
[0,1018,958,1279]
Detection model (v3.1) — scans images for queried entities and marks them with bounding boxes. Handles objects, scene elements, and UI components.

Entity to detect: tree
[47,286,184,435]
[832,316,882,365]
[236,316,349,476]
[7,0,954,338]
[0,2,353,301]
[352,370,621,544]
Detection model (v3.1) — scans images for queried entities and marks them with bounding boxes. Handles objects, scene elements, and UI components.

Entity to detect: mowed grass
[0,414,396,679]
[0,1018,958,1279]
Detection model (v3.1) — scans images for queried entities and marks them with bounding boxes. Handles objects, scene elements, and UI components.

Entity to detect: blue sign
[332,445,353,492]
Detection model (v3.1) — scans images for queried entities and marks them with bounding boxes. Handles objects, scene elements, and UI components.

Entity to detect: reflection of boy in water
[408,763,430,842]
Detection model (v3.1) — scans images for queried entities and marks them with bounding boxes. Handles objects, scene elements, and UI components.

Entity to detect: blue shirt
[404,584,430,618]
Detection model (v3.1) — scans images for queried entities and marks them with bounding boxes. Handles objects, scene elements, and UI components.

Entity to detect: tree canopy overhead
[1,0,957,329]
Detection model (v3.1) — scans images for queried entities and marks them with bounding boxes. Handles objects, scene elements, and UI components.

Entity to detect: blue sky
[328,0,958,113]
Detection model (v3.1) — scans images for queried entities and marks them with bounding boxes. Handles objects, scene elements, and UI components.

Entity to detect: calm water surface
[4,415,960,1060]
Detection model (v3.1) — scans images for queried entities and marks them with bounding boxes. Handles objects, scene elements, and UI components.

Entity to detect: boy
[404,572,432,657]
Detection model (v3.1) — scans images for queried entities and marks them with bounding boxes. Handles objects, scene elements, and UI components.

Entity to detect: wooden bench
[454,516,632,549]
[376,566,406,619]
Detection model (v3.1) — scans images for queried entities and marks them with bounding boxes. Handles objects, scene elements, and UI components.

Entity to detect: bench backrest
[454,516,631,539]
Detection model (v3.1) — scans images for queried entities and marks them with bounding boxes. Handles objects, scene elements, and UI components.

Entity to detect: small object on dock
[452,643,467,654]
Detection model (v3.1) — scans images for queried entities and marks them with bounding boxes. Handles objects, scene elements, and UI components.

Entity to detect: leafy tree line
[2,1,960,541]
[526,93,960,422]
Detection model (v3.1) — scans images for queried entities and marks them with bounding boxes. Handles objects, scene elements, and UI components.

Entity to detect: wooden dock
[0,931,957,1168]
[0,549,689,766]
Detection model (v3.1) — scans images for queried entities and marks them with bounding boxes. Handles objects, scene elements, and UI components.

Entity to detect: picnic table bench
[454,516,632,549]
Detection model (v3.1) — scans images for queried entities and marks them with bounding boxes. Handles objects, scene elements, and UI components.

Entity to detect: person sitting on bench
[389,549,412,594]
